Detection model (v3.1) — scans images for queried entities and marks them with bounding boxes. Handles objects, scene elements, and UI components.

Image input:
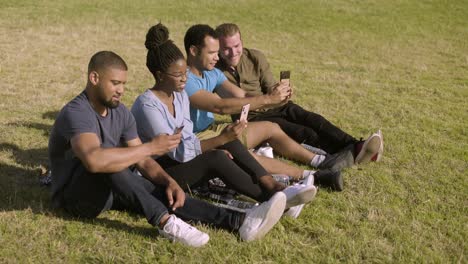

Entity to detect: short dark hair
[88,51,127,74]
[183,24,218,55]
[145,23,185,78]
[215,23,241,39]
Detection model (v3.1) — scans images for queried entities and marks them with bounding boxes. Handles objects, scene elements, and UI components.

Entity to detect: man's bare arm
[71,133,181,174]
[189,80,289,115]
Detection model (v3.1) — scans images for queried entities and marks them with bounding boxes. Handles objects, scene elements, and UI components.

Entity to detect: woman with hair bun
[132,23,317,220]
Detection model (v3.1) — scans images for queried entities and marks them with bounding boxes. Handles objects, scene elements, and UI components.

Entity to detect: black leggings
[157,140,271,202]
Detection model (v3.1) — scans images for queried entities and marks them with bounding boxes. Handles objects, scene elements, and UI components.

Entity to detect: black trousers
[62,164,243,231]
[157,140,271,202]
[248,101,358,154]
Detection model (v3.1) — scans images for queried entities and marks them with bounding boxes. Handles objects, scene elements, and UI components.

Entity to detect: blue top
[184,68,227,132]
[131,89,202,162]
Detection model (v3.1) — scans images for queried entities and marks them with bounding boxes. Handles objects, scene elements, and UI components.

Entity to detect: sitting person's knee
[267,122,283,136]
[206,149,231,162]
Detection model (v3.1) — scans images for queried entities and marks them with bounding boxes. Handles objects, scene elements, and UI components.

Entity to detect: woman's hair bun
[145,23,170,50]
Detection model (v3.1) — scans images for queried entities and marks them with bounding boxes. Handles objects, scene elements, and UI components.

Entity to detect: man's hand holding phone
[150,134,181,156]
[221,120,247,142]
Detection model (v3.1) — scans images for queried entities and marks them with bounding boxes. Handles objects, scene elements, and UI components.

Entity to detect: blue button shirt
[131,89,202,162]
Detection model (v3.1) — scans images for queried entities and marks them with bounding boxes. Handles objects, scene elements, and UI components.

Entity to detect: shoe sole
[375,130,384,162]
[284,204,304,219]
[355,134,381,164]
[246,192,286,241]
[190,233,210,247]
[158,220,210,247]
[285,185,317,208]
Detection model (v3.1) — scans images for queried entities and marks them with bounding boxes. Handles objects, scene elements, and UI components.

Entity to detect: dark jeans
[247,101,358,154]
[157,140,271,202]
[62,164,243,231]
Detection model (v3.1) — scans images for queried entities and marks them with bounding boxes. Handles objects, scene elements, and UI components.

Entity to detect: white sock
[310,155,326,167]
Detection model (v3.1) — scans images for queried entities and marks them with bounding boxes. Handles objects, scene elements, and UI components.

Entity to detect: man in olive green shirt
[215,23,383,164]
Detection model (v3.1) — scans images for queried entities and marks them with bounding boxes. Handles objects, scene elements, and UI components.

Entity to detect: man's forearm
[82,143,155,173]
[136,157,175,186]
[215,94,275,114]
[200,135,231,152]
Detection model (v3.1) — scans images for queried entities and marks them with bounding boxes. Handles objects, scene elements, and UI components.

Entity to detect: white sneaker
[283,184,317,209]
[239,192,286,241]
[299,170,316,186]
[158,215,209,247]
[355,131,382,164]
[284,173,316,219]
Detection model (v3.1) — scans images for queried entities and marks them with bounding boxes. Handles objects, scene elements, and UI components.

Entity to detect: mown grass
[0,0,466,263]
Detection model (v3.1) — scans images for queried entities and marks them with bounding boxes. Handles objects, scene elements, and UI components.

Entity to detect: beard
[99,97,120,109]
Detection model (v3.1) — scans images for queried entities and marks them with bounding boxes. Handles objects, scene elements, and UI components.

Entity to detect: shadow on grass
[1,162,156,238]
[6,121,53,137]
[0,142,49,168]
[42,110,59,120]
[0,113,156,239]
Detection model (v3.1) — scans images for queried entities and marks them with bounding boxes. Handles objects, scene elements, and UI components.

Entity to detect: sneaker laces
[163,217,195,241]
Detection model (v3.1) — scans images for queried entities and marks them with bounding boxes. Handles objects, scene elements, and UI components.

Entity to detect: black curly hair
[183,24,218,56]
[145,23,185,80]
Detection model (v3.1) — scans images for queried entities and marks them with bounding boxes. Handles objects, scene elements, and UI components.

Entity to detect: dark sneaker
[355,131,382,164]
[313,169,343,191]
[317,146,354,171]
[301,143,328,155]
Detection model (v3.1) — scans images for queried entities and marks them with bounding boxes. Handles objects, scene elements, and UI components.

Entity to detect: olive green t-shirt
[216,48,279,119]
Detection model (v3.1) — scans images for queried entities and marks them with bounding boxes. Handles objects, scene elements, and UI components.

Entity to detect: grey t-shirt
[48,91,138,208]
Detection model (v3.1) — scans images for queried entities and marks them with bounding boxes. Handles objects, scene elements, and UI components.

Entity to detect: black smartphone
[174,126,184,134]
[280,70,291,85]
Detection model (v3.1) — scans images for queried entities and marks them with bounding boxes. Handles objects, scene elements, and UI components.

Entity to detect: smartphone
[280,70,291,86]
[239,104,250,122]
[174,125,184,134]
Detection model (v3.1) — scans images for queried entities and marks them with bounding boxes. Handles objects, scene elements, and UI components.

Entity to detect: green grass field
[0,0,467,262]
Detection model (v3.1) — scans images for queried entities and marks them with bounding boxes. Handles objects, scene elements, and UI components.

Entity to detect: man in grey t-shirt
[48,50,286,247]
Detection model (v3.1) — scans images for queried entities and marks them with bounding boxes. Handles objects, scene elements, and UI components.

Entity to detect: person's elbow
[82,158,102,173]
[80,151,105,173]
[213,104,237,115]
[210,101,228,115]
